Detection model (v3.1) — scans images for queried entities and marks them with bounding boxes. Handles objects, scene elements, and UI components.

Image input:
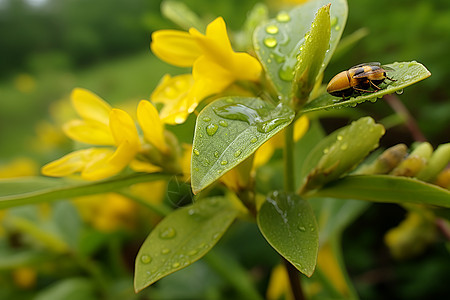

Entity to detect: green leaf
[34,278,96,300]
[191,97,294,194]
[253,0,347,99]
[292,4,331,107]
[301,61,431,113]
[257,191,318,277]
[134,196,239,292]
[300,117,385,192]
[0,173,171,209]
[312,175,450,208]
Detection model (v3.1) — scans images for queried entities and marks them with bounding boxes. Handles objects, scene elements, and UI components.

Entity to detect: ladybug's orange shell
[326,71,350,93]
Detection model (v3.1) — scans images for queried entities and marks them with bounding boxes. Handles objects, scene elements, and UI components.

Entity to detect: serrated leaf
[0,173,171,209]
[253,0,347,99]
[300,117,385,192]
[134,196,238,292]
[312,175,450,208]
[301,61,431,113]
[257,191,318,277]
[191,97,294,194]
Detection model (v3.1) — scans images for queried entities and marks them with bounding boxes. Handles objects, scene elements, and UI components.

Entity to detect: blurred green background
[0,0,449,299]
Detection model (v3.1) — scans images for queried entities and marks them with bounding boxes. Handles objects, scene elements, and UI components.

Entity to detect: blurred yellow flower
[266,264,293,300]
[12,267,37,289]
[0,157,37,178]
[42,89,165,180]
[151,17,262,123]
[74,193,137,232]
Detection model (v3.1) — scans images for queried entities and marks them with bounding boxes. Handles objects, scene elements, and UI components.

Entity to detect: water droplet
[399,64,404,68]
[220,160,228,165]
[340,143,348,150]
[193,167,199,172]
[265,24,279,34]
[309,225,315,232]
[159,227,176,239]
[226,98,234,103]
[330,16,338,27]
[193,149,200,156]
[161,248,171,254]
[206,123,218,136]
[298,226,306,232]
[408,62,415,67]
[337,135,343,141]
[202,117,211,122]
[334,25,341,31]
[187,249,198,256]
[234,150,242,157]
[172,262,180,268]
[323,148,329,154]
[219,120,228,127]
[264,37,277,48]
[140,254,151,264]
[214,151,219,158]
[395,89,404,95]
[188,208,196,216]
[267,58,272,63]
[276,11,290,22]
[251,137,258,143]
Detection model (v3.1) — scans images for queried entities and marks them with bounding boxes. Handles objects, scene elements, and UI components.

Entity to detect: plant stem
[283,258,306,300]
[383,94,427,142]
[283,122,306,300]
[284,122,296,193]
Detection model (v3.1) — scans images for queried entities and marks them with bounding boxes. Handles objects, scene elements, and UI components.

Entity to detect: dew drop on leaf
[337,135,343,141]
[140,254,152,264]
[219,120,228,127]
[340,143,348,150]
[298,226,306,232]
[161,248,171,254]
[159,227,176,239]
[276,11,290,22]
[202,117,211,122]
[330,16,338,27]
[395,89,404,95]
[265,24,279,34]
[264,37,277,48]
[251,137,258,143]
[220,160,228,165]
[187,249,198,256]
[193,149,200,156]
[206,123,219,136]
[172,262,180,268]
[234,150,242,157]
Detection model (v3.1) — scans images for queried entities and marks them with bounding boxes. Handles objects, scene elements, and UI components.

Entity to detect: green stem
[119,191,172,217]
[284,122,296,193]
[283,122,306,300]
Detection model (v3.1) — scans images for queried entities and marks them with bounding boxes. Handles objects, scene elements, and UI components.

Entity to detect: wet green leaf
[312,175,450,208]
[253,0,347,100]
[191,96,294,194]
[257,191,318,277]
[292,4,331,107]
[300,117,385,192]
[134,196,239,292]
[0,173,171,209]
[301,61,431,113]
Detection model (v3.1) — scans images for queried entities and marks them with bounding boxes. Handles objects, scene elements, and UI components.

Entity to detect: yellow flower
[42,89,165,180]
[254,115,309,169]
[150,17,262,123]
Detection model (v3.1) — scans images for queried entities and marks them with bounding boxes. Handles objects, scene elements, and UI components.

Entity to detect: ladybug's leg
[386,75,397,82]
[353,87,375,93]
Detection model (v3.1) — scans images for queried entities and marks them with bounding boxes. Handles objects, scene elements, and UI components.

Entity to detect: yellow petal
[190,17,261,83]
[108,139,138,169]
[71,88,111,125]
[189,17,234,66]
[151,30,202,67]
[109,109,140,147]
[129,160,162,173]
[253,140,276,169]
[81,150,122,180]
[294,115,309,141]
[63,119,115,145]
[41,148,111,177]
[151,74,195,125]
[137,100,168,153]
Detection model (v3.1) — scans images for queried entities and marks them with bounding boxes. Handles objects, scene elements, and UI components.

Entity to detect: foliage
[0,0,449,299]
